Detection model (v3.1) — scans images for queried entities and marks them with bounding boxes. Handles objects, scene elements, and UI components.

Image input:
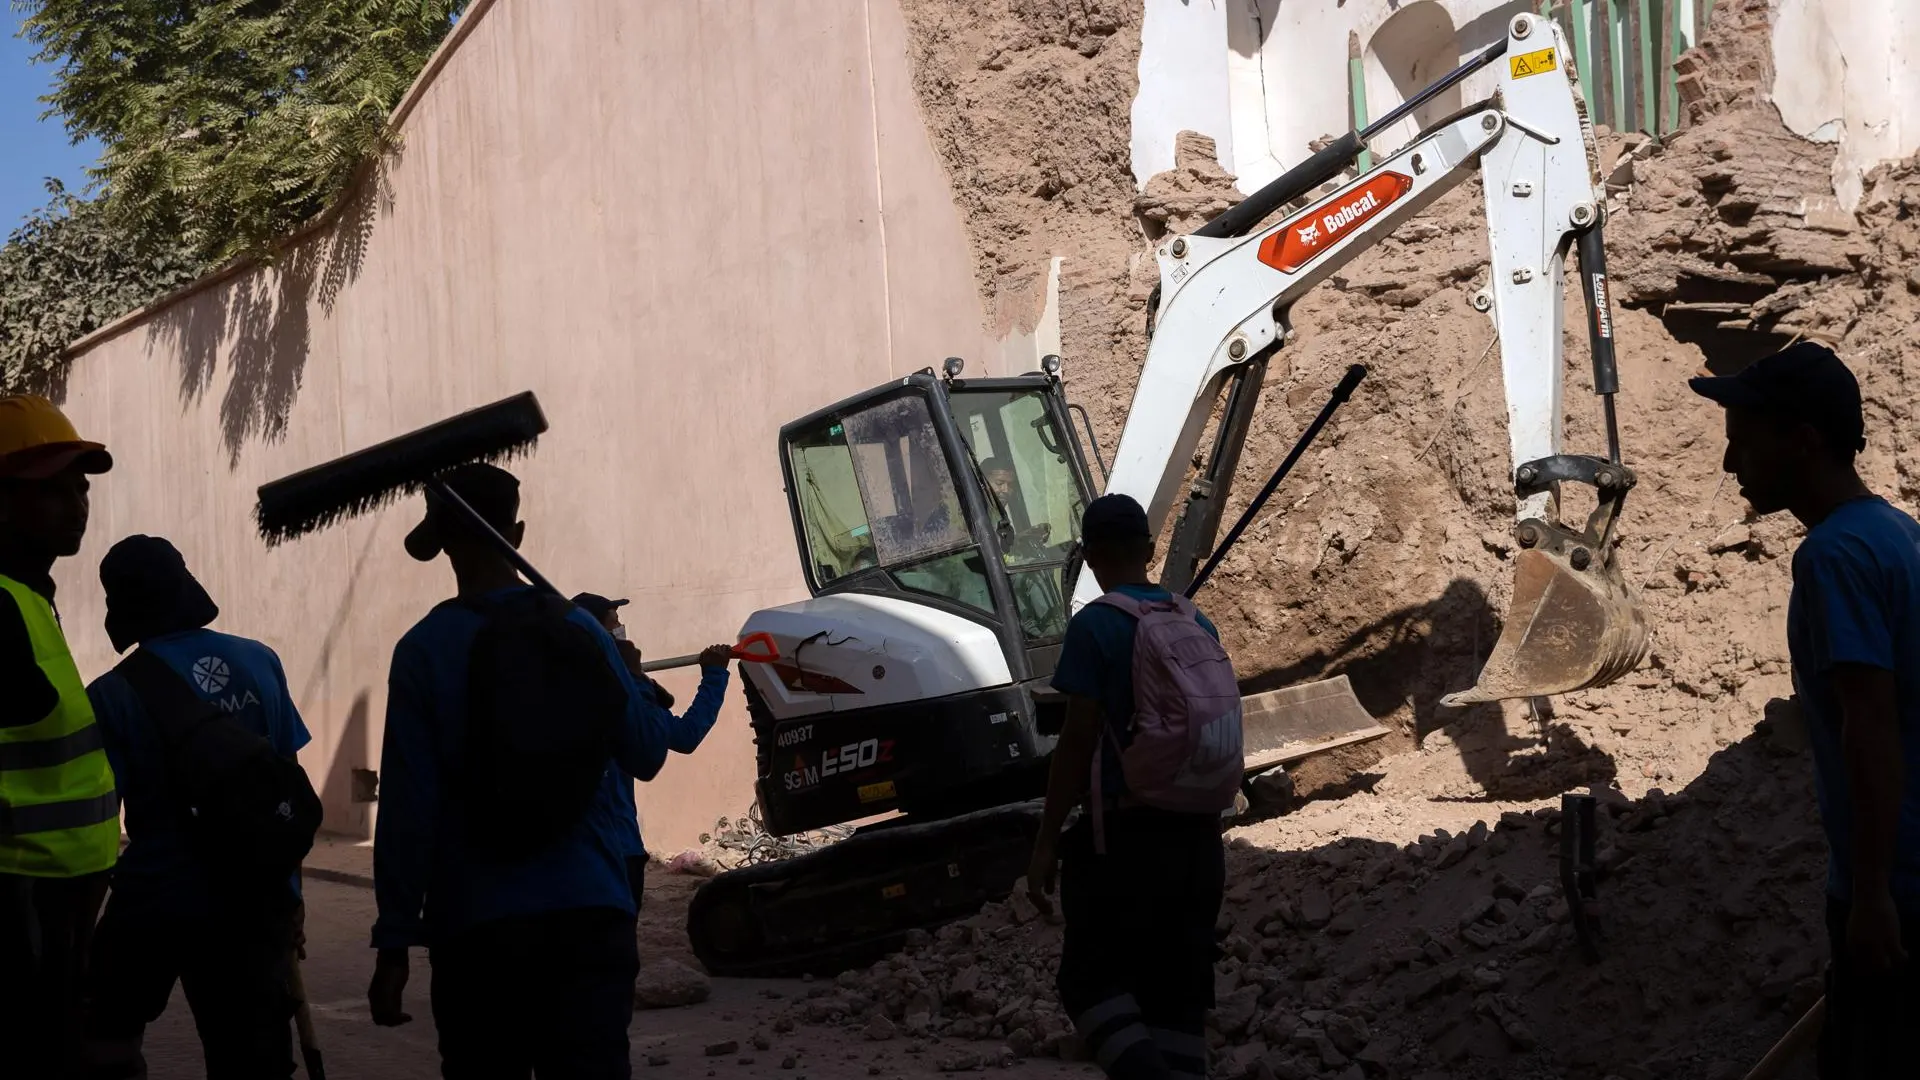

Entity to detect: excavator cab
[780,365,1097,675]
[747,364,1099,838]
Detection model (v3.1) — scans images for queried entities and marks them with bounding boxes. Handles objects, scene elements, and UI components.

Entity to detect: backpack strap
[1091,590,1196,620]
[113,648,219,743]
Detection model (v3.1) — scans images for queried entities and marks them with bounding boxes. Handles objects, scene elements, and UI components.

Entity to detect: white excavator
[688,11,1648,975]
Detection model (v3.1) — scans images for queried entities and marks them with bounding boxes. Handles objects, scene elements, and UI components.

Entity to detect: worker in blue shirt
[83,534,309,1079]
[367,464,725,1078]
[1692,342,1920,1077]
[573,590,732,907]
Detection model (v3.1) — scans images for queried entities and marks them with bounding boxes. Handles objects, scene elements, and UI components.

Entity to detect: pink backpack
[1091,591,1244,844]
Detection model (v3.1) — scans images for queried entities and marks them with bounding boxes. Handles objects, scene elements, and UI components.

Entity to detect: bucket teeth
[1442,545,1649,707]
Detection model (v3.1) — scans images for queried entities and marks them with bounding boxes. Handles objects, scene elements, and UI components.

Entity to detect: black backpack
[458,590,627,862]
[115,647,323,901]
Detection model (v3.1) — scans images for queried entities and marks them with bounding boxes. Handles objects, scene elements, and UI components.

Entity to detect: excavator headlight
[1042,354,1062,377]
[943,356,965,380]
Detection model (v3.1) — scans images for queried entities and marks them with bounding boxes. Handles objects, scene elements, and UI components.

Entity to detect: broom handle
[424,479,563,597]
[1742,995,1824,1080]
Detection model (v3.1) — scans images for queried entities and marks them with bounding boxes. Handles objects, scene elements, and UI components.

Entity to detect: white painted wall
[1772,0,1920,209]
[1134,0,1532,192]
[1130,1,1744,193]
[1134,0,1238,184]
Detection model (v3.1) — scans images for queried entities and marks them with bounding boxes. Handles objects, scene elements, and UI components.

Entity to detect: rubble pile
[777,718,1827,1079]
[764,0,1920,1074]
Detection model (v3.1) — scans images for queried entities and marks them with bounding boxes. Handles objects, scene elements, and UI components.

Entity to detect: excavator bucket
[1441,546,1649,707]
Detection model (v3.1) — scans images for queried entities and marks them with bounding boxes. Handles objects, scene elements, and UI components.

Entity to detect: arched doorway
[1364,2,1464,157]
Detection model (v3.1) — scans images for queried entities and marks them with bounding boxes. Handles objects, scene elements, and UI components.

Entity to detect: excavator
[688,11,1648,976]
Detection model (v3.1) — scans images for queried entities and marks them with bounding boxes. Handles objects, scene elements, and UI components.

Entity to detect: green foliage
[15,1,469,264]
[0,182,204,391]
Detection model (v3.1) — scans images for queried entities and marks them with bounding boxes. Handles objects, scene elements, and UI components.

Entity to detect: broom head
[255,392,548,544]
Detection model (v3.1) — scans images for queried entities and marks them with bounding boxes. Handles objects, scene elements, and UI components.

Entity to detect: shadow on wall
[320,690,373,839]
[1241,576,1618,801]
[1228,0,1531,57]
[145,161,389,466]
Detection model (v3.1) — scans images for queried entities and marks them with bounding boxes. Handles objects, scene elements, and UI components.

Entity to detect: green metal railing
[1544,0,1715,137]
[1346,0,1713,171]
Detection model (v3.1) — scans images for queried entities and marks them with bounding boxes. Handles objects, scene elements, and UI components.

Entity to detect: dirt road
[139,875,1088,1079]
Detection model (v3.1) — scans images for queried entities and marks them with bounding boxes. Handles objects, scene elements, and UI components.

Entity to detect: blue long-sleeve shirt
[617,666,730,860]
[370,588,722,949]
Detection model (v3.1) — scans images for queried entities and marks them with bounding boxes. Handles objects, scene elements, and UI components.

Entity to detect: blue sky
[1,13,99,233]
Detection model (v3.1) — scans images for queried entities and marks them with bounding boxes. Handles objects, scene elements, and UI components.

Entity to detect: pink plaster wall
[49,0,995,851]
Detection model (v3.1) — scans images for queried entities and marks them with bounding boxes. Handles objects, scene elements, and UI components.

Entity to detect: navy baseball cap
[405,462,522,561]
[571,593,629,620]
[1688,342,1866,455]
[1081,493,1151,546]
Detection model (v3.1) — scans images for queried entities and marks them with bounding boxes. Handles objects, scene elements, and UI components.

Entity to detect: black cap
[571,592,629,620]
[405,463,522,562]
[1688,342,1866,455]
[1081,493,1151,547]
[100,535,219,653]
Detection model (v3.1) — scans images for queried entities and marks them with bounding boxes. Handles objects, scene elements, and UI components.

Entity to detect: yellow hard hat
[0,395,113,479]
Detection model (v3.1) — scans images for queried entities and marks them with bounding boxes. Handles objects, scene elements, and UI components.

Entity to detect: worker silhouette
[0,395,119,1080]
[83,535,312,1079]
[368,463,723,1078]
[1692,343,1920,1076]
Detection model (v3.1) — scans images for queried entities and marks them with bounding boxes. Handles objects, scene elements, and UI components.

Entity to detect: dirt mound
[890,0,1920,801]
[841,0,1920,1075]
[776,715,1825,1079]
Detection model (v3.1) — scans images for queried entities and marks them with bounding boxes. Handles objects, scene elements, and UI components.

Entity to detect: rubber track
[688,802,1043,978]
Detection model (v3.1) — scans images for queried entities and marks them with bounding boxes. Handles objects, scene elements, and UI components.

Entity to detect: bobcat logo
[191,656,231,695]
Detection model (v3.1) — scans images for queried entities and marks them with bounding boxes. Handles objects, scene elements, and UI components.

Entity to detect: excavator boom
[1080,10,1648,704]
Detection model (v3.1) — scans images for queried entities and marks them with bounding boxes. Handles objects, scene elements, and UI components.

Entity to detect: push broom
[254,391,777,664]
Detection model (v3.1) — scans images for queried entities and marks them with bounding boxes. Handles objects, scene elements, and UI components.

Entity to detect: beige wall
[50,0,998,851]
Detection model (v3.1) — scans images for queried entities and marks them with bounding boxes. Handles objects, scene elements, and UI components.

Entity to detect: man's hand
[1025,836,1058,917]
[698,644,734,669]
[368,948,413,1027]
[1847,888,1910,972]
[615,638,644,674]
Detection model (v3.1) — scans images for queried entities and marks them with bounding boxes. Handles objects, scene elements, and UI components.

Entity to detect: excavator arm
[1074,11,1647,704]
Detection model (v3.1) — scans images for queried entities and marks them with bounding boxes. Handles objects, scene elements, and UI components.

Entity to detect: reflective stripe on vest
[0,574,119,878]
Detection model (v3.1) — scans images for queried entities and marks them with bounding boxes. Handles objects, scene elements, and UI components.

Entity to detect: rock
[1459,924,1499,950]
[634,960,712,1009]
[1458,896,1496,929]
[1435,838,1470,870]
[866,1015,898,1041]
[1355,1034,1402,1068]
[1006,886,1039,925]
[1007,1027,1036,1057]
[1215,985,1262,1036]
[1300,887,1334,929]
[645,1055,670,1068]
[1325,1013,1371,1055]
[705,1041,739,1057]
[1470,966,1506,991]
[903,1010,932,1037]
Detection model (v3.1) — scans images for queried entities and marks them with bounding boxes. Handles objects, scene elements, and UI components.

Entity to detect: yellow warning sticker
[858,780,897,804]
[1509,47,1558,79]
[882,883,906,900]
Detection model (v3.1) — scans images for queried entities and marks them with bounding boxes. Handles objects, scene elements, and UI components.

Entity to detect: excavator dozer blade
[1441,546,1649,707]
[1241,675,1391,773]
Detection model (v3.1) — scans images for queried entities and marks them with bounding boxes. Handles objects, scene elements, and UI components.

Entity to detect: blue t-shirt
[87,628,312,917]
[1786,496,1920,909]
[1051,583,1220,802]
[371,588,721,949]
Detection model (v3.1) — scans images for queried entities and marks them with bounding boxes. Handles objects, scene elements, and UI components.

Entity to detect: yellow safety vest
[0,574,118,877]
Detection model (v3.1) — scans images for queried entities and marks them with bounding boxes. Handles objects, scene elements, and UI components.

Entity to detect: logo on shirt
[192,656,232,694]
